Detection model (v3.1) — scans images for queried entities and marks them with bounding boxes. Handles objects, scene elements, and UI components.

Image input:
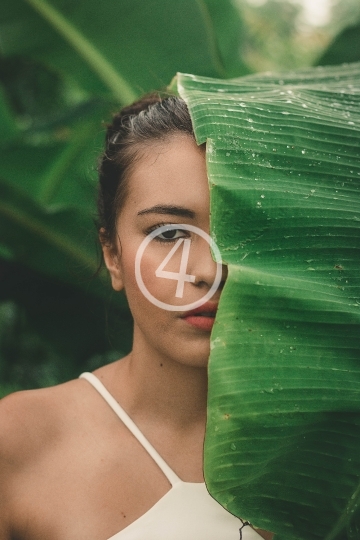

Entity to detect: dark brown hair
[97,94,195,245]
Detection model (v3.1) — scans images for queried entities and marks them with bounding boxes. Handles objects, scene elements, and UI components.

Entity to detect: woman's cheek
[126,241,189,307]
[138,250,175,303]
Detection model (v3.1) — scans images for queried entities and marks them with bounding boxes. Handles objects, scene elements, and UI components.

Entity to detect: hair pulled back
[98,94,194,245]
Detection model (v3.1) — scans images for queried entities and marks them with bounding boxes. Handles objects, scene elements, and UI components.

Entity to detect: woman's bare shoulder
[0,377,105,538]
[0,382,78,538]
[0,379,84,465]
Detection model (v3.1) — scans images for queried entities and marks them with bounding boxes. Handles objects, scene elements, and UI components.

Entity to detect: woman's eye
[155,228,187,241]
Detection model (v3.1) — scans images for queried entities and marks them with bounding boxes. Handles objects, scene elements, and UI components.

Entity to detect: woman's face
[103,135,226,368]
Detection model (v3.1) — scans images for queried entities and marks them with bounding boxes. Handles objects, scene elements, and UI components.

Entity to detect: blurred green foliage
[0,0,359,396]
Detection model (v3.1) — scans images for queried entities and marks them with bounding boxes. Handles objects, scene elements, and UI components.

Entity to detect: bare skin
[0,136,273,540]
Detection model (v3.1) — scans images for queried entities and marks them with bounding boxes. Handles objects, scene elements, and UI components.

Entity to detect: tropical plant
[0,0,249,392]
[1,1,360,538]
[175,62,360,540]
[1,0,358,393]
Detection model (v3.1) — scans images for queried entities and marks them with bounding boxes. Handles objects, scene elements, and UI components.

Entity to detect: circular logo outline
[135,224,223,311]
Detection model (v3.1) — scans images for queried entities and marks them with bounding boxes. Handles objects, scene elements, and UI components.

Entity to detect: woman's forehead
[125,136,209,214]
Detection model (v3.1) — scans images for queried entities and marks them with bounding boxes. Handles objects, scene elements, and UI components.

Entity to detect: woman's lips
[181,302,218,332]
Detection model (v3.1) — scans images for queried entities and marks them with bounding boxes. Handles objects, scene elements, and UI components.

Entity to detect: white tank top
[80,372,262,540]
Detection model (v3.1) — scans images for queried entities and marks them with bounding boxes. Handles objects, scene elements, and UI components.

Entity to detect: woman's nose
[191,239,227,291]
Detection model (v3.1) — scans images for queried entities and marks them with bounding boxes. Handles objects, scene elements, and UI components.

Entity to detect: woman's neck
[106,343,208,430]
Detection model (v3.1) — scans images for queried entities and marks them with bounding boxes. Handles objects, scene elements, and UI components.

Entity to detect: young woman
[0,95,273,540]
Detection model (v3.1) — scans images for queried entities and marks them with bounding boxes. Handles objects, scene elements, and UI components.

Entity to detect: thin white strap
[79,372,181,486]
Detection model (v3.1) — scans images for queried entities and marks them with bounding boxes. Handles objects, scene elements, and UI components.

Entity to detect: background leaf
[0,0,251,392]
[0,261,133,394]
[198,0,250,77]
[177,63,360,540]
[317,23,360,67]
[0,0,247,102]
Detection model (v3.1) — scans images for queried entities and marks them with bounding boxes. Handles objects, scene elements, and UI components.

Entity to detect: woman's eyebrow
[137,205,195,218]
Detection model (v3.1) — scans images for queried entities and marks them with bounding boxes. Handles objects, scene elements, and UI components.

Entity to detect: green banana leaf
[0,0,248,104]
[0,0,248,383]
[176,63,360,540]
[0,93,133,382]
[0,0,249,295]
[0,98,113,288]
[0,84,18,142]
